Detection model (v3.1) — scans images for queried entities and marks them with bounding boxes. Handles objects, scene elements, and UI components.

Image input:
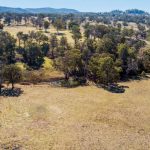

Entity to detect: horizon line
[0,5,149,13]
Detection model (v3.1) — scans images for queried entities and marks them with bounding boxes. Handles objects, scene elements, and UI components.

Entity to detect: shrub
[61,78,80,88]
[24,70,46,84]
[15,62,27,71]
[141,71,146,77]
[42,57,54,70]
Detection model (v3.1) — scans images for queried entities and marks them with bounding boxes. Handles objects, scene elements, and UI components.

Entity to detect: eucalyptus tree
[17,31,23,48]
[44,21,50,32]
[50,35,58,59]
[4,64,22,90]
[0,31,16,64]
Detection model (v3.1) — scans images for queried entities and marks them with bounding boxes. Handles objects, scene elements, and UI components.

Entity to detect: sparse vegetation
[0,7,150,150]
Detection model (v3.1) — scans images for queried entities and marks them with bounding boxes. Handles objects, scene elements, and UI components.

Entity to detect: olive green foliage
[117,44,129,64]
[0,31,16,64]
[88,55,121,84]
[24,70,46,84]
[71,25,82,43]
[44,21,50,32]
[23,42,44,69]
[53,18,66,33]
[146,30,150,41]
[42,57,54,70]
[50,35,58,59]
[1,12,150,86]
[4,64,22,89]
[15,62,27,71]
[142,49,150,72]
[55,49,83,80]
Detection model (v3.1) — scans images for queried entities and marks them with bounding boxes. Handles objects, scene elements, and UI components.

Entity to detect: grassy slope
[4,25,75,45]
[2,23,150,149]
[0,79,150,149]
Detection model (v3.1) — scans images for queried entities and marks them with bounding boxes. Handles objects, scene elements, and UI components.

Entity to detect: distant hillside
[26,8,79,14]
[0,6,149,15]
[126,9,149,15]
[110,9,149,15]
[0,6,79,14]
[0,6,27,13]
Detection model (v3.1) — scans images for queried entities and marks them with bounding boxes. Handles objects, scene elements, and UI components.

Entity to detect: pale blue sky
[0,0,149,12]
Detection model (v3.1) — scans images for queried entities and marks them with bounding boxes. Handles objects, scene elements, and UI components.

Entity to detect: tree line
[0,14,150,92]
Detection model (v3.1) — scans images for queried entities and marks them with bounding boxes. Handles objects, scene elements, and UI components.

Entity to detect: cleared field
[4,25,75,45]
[0,79,150,150]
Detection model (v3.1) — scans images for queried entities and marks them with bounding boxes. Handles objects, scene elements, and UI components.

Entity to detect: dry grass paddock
[4,25,76,45]
[0,78,150,150]
[1,23,150,150]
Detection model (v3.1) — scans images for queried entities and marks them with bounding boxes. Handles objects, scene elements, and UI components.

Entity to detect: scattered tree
[4,64,22,90]
[44,21,50,32]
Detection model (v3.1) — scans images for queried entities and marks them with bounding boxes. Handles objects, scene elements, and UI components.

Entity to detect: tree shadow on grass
[0,88,23,97]
[97,83,129,94]
[121,74,150,82]
[54,32,65,36]
[49,79,88,89]
[1,140,23,150]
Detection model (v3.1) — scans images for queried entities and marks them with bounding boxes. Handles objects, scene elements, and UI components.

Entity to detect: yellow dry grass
[4,25,75,45]
[0,78,150,149]
[4,26,36,35]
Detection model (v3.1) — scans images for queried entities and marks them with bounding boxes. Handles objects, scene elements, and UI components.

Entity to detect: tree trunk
[84,57,88,80]
[65,73,69,81]
[12,82,14,90]
[57,28,59,35]
[0,84,2,95]
[24,41,26,48]
[51,49,54,59]
[19,39,21,48]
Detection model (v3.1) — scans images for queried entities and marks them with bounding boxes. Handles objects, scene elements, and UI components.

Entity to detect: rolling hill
[0,6,79,14]
[0,6,149,16]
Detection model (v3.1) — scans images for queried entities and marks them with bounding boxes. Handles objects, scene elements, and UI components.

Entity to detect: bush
[61,78,80,88]
[42,57,54,70]
[141,71,146,77]
[74,77,87,85]
[23,70,45,84]
[15,62,27,71]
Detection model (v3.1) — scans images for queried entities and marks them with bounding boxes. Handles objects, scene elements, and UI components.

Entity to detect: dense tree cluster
[0,11,150,90]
